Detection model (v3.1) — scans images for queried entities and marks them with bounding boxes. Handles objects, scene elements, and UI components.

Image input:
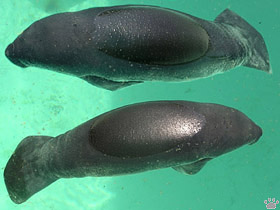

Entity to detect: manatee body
[5,5,270,90]
[4,101,262,204]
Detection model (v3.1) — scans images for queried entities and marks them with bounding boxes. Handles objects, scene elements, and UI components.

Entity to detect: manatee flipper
[4,136,58,204]
[80,75,143,91]
[172,158,212,175]
[215,9,271,72]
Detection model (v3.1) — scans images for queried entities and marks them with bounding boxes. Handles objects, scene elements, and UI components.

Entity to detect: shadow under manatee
[27,0,87,12]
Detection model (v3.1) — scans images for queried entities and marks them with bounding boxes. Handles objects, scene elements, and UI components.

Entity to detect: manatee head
[5,36,29,68]
[5,19,53,68]
[5,13,78,70]
[190,103,263,159]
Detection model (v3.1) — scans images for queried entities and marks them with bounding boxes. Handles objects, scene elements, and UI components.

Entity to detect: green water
[0,0,279,209]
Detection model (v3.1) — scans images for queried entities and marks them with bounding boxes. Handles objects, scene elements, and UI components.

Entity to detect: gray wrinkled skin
[5,5,270,90]
[4,101,262,204]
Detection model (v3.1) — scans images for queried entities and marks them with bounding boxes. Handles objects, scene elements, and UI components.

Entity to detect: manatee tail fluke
[215,9,271,73]
[4,136,58,204]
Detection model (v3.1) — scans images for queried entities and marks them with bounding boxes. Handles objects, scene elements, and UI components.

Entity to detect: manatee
[4,100,262,204]
[5,5,270,90]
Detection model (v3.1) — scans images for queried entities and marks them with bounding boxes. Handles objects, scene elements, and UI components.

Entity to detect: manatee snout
[248,123,262,145]
[5,41,28,68]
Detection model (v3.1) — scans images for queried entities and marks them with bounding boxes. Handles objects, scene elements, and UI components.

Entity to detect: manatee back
[90,101,206,158]
[94,6,209,65]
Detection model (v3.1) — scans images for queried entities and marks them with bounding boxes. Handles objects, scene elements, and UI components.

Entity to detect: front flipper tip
[80,75,143,91]
[172,158,212,175]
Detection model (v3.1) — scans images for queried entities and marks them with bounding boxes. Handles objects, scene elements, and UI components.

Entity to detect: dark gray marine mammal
[5,5,270,90]
[4,101,262,204]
